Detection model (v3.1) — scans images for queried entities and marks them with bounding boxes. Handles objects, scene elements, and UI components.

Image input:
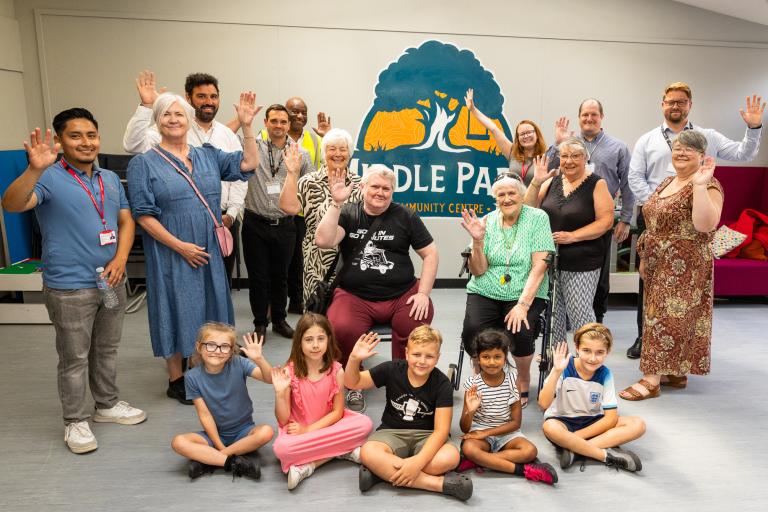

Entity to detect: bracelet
[330,202,341,209]
[517,298,532,308]
[242,135,255,140]
[530,181,542,188]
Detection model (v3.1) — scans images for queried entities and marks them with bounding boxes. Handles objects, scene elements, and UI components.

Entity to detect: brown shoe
[660,375,687,389]
[619,379,660,401]
[272,319,294,339]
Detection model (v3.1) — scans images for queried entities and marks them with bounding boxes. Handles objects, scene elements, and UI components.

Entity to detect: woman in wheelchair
[459,173,555,407]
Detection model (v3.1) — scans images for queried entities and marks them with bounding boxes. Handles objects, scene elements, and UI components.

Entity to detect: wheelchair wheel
[448,363,460,391]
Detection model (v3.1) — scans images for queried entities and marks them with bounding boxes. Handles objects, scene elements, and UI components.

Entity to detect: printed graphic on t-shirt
[350,228,396,274]
[390,393,434,422]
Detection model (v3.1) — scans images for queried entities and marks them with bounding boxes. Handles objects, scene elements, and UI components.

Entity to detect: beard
[195,104,218,123]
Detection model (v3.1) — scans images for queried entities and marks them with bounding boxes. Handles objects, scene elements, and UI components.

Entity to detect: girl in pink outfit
[272,313,373,490]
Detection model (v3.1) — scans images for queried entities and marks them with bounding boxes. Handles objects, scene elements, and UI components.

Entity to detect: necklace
[497,212,520,285]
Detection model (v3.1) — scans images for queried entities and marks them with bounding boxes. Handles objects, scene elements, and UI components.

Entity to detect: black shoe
[626,337,642,359]
[167,377,193,405]
[188,459,215,479]
[559,447,575,469]
[230,454,261,480]
[287,300,304,315]
[596,314,604,324]
[253,325,267,344]
[272,319,295,339]
[359,465,383,492]
[605,447,642,472]
[441,472,473,501]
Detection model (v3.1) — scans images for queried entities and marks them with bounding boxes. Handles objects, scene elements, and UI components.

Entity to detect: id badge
[267,181,281,195]
[586,162,596,173]
[99,230,117,246]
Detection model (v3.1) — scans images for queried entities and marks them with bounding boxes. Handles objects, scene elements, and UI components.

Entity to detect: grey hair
[362,164,396,187]
[152,92,195,127]
[491,174,527,198]
[320,128,354,160]
[558,136,588,157]
[673,130,707,153]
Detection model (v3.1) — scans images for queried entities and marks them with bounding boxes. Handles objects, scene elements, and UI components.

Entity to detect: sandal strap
[637,379,660,393]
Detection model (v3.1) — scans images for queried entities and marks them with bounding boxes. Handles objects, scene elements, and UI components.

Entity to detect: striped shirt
[463,367,519,429]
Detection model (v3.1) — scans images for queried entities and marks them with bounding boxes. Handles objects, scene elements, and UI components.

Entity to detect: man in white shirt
[626,82,765,358]
[123,70,247,278]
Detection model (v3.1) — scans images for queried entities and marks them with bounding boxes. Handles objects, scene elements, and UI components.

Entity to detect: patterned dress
[296,167,363,304]
[638,176,723,376]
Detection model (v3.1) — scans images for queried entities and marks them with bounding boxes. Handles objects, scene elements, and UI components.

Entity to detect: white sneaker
[64,421,98,454]
[93,401,147,425]
[337,446,361,464]
[287,463,314,490]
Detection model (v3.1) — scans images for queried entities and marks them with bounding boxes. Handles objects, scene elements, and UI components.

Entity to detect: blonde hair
[192,322,237,366]
[664,82,692,100]
[573,322,613,351]
[407,325,442,348]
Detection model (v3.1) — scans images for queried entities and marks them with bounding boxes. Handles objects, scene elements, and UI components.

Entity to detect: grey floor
[1,289,766,511]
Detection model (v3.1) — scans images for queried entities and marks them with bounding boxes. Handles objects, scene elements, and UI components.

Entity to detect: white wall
[12,0,768,278]
[1,0,27,150]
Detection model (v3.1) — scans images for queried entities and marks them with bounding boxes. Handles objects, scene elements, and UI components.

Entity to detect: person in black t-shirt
[316,164,439,412]
[344,326,472,501]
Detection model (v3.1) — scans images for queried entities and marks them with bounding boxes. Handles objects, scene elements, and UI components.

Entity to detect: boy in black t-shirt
[344,326,472,501]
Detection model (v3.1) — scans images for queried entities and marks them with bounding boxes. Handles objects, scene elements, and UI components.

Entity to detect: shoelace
[69,422,92,439]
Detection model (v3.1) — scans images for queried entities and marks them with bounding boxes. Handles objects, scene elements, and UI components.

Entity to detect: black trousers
[635,208,647,338]
[241,210,296,328]
[592,230,613,320]
[287,216,306,305]
[221,215,241,280]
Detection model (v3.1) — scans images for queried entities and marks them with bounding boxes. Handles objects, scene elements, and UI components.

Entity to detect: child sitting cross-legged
[344,325,472,501]
[539,323,646,472]
[459,329,557,484]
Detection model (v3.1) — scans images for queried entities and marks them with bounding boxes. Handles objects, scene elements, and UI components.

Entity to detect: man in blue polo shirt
[2,108,146,454]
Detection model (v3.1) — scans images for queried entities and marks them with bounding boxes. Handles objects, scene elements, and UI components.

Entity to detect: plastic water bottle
[96,267,119,309]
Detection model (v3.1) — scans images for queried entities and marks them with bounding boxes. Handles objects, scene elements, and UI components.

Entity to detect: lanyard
[583,131,604,163]
[661,122,693,151]
[266,140,285,178]
[61,158,107,229]
[521,160,530,179]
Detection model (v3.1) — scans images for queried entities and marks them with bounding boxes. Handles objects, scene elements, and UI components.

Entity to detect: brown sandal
[619,379,661,401]
[660,375,687,389]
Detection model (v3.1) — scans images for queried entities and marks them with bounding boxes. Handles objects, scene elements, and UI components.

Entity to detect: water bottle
[96,267,119,309]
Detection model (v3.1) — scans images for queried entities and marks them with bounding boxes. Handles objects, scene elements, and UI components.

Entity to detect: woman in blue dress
[127,91,260,403]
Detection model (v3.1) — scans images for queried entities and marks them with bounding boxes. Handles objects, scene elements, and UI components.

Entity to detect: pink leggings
[327,280,434,365]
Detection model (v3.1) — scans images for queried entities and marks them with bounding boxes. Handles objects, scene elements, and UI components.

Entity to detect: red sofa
[713,166,768,296]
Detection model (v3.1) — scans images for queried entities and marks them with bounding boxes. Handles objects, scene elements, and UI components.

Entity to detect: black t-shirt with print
[369,360,454,430]
[338,202,433,301]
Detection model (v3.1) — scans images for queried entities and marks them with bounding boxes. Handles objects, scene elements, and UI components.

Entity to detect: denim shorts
[197,422,256,447]
[468,423,526,452]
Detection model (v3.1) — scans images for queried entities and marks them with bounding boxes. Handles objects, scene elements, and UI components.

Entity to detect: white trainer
[287,463,314,490]
[93,401,147,425]
[64,421,98,454]
[337,446,361,464]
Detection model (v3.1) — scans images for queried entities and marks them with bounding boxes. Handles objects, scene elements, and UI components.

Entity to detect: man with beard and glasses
[123,71,247,279]
[3,108,146,454]
[549,99,634,325]
[626,82,765,359]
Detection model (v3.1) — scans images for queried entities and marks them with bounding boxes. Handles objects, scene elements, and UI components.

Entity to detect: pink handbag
[152,147,234,257]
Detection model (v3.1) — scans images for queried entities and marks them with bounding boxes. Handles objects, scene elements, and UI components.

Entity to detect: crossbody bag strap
[329,207,386,288]
[152,147,222,228]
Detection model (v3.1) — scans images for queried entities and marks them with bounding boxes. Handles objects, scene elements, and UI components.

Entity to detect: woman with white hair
[525,137,614,349]
[279,128,363,308]
[127,92,260,403]
[460,173,555,406]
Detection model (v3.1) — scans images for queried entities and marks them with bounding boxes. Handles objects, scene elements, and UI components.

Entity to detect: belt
[245,210,291,226]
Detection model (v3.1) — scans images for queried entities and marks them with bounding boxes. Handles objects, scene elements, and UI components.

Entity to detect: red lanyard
[521,161,530,179]
[61,158,107,229]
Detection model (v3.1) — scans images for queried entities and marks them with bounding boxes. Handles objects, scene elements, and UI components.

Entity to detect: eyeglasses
[560,153,585,161]
[200,342,233,354]
[671,146,701,155]
[517,130,536,138]
[663,100,689,107]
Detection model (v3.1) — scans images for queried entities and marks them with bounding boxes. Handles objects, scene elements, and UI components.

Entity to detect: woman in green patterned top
[460,173,555,407]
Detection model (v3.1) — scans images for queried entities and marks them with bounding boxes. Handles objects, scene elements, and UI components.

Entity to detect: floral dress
[637,176,723,375]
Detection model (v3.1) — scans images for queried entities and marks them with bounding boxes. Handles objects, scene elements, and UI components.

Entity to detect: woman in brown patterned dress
[620,130,723,401]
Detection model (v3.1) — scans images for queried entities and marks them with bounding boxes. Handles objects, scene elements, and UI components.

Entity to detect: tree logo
[351,40,512,217]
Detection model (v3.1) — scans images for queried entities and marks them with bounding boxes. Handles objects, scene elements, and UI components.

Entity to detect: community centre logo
[351,40,512,217]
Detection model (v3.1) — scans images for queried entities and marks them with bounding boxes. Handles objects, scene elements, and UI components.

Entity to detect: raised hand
[739,94,766,129]
[330,171,354,205]
[552,341,570,372]
[693,155,716,186]
[460,208,486,241]
[135,70,166,107]
[271,366,291,393]
[313,112,332,137]
[240,331,264,361]
[349,332,380,362]
[284,143,302,177]
[554,116,574,145]
[532,154,556,186]
[234,91,262,128]
[464,88,475,111]
[464,384,481,413]
[24,128,60,172]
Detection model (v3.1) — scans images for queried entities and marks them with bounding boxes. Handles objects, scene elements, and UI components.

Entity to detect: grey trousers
[552,269,600,345]
[43,284,127,424]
